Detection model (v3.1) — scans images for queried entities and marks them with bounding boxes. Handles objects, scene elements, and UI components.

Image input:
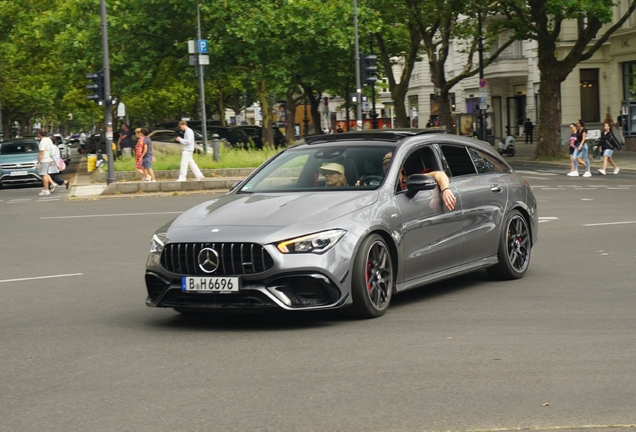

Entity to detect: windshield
[0,141,39,154]
[239,145,395,193]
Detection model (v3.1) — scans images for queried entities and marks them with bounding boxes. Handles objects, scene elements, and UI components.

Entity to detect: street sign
[198,39,208,53]
[189,55,210,66]
[479,78,487,88]
[188,40,195,54]
[117,102,126,118]
[479,102,488,110]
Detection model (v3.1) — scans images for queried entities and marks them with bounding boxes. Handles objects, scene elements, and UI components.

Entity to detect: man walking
[524,118,534,144]
[36,129,54,195]
[176,120,204,181]
[117,123,132,157]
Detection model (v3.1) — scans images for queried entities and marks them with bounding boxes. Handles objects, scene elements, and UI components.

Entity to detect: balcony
[484,57,528,79]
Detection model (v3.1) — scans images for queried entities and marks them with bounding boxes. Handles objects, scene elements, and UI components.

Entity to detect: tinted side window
[440,145,477,177]
[468,148,494,174]
[477,150,509,173]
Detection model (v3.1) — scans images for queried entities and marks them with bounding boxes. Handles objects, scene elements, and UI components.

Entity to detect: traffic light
[361,53,378,86]
[86,71,104,104]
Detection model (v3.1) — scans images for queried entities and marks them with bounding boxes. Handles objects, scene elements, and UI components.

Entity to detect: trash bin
[87,154,97,172]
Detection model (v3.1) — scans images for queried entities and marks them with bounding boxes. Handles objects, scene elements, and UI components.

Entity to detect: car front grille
[0,162,36,170]
[160,242,275,276]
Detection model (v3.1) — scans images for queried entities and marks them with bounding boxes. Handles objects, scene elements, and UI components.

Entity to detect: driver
[319,163,348,187]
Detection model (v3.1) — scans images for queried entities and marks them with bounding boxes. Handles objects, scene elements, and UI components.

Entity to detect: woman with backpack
[47,135,70,192]
[595,121,621,175]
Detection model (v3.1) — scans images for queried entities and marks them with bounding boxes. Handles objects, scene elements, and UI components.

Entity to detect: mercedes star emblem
[197,248,220,274]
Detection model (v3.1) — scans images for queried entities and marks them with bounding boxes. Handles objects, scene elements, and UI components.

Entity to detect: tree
[501,0,636,158]
[406,0,515,132]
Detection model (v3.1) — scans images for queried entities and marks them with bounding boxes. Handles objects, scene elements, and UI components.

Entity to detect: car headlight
[150,233,166,254]
[276,229,346,254]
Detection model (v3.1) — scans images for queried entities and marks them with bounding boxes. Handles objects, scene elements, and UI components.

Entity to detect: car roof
[303,128,445,145]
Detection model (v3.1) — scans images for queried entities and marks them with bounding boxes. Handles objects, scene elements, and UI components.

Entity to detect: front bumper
[0,169,41,186]
[144,241,356,312]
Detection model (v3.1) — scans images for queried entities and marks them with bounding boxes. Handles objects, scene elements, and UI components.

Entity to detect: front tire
[350,234,394,318]
[488,210,531,280]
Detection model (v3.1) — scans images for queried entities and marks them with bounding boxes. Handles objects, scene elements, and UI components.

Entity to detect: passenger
[387,152,457,211]
[319,163,348,187]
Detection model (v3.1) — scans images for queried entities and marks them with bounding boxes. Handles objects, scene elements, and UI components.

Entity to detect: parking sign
[198,39,208,53]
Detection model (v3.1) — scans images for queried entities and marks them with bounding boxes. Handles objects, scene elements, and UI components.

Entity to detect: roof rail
[305,129,447,144]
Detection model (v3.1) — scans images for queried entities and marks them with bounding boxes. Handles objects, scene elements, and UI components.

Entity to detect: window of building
[580,68,600,122]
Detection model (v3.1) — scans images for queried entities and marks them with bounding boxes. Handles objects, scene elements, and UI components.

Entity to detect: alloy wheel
[365,241,393,310]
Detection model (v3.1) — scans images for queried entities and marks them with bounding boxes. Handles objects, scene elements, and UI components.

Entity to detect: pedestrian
[568,119,592,177]
[426,118,433,128]
[595,121,621,175]
[36,129,54,195]
[176,120,204,182]
[524,118,534,144]
[117,123,133,158]
[567,123,585,176]
[336,123,344,133]
[47,136,70,191]
[79,130,87,146]
[134,128,146,179]
[141,127,156,182]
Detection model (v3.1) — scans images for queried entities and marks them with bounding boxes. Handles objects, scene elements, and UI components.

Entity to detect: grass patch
[113,147,280,171]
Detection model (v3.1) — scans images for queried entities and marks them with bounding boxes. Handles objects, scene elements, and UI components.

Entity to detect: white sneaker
[39,189,50,196]
[582,171,592,177]
[567,171,579,177]
[196,176,205,181]
[176,179,186,182]
[145,175,151,181]
[49,183,57,192]
[144,178,151,182]
[597,169,606,175]
[151,180,157,183]
[614,167,620,175]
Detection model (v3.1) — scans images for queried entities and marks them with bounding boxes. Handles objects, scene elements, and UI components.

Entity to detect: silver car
[144,131,538,318]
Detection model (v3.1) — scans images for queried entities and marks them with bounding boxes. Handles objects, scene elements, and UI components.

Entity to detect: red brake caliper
[366,260,372,291]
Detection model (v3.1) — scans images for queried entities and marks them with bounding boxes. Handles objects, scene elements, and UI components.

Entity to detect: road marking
[539,217,558,220]
[582,198,594,201]
[40,211,183,220]
[0,273,83,284]
[584,221,636,227]
[607,187,629,190]
[516,170,558,176]
[36,198,60,202]
[540,188,565,190]
[7,199,32,203]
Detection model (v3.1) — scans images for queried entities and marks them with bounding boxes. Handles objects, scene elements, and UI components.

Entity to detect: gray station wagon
[144,130,538,318]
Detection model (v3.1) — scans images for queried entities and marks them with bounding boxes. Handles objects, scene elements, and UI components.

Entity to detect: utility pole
[477,8,486,141]
[369,34,378,129]
[196,0,208,153]
[100,0,115,185]
[353,0,362,130]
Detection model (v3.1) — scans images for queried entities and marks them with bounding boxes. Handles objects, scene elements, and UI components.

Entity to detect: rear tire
[507,148,515,157]
[487,210,531,280]
[349,234,394,318]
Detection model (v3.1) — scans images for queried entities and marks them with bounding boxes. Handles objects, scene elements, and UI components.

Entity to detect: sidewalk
[70,141,636,199]
[508,140,636,171]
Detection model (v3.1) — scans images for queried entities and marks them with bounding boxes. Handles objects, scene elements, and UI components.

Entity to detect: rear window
[0,141,39,154]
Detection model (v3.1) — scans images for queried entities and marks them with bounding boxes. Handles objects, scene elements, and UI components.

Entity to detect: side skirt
[395,256,498,293]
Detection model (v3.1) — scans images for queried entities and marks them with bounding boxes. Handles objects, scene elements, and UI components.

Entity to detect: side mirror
[230,180,242,191]
[405,174,438,198]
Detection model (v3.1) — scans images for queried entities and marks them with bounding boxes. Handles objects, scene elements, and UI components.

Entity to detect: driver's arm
[424,171,456,211]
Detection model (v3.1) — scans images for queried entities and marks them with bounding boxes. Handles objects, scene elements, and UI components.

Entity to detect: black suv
[235,125,287,149]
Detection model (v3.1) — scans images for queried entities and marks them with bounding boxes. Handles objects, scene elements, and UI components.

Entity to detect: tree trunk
[256,80,273,146]
[2,104,12,139]
[285,90,297,143]
[392,82,410,128]
[534,76,562,158]
[218,89,227,127]
[437,89,454,133]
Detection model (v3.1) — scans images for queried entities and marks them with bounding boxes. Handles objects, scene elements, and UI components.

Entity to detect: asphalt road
[1,164,636,431]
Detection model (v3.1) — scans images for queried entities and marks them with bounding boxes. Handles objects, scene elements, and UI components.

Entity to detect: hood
[0,153,40,164]
[171,190,379,230]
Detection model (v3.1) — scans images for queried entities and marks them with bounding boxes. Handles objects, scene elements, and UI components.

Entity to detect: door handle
[491,184,503,193]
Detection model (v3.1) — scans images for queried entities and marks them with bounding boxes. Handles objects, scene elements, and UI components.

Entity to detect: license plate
[9,171,27,176]
[182,276,239,293]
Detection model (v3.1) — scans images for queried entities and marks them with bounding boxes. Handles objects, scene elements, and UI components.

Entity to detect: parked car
[148,129,204,154]
[144,130,538,318]
[235,125,288,148]
[52,134,72,164]
[208,126,251,148]
[0,138,42,187]
[78,133,106,155]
